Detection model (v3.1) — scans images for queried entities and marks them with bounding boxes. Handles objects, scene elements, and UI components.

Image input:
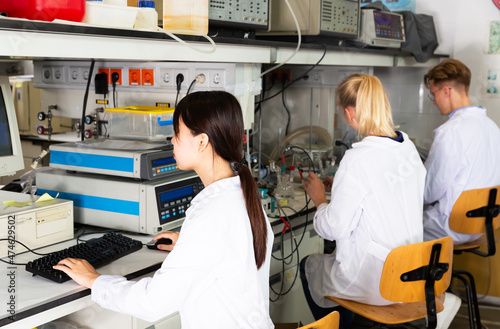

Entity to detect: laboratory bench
[0,190,321,329]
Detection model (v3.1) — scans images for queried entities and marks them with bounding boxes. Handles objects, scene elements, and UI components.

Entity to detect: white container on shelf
[102,0,127,6]
[163,0,208,35]
[83,1,139,29]
[134,0,158,31]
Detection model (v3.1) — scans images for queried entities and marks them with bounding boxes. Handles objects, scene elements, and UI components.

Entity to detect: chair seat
[325,296,445,325]
[454,235,500,251]
[437,292,461,329]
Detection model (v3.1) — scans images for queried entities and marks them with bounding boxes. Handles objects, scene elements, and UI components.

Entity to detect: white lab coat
[91,176,274,329]
[305,131,425,307]
[423,106,500,244]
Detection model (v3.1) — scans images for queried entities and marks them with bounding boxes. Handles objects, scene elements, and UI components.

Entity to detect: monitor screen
[0,88,14,157]
[0,76,24,177]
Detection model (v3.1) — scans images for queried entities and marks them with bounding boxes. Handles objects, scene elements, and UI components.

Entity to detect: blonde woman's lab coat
[305,131,426,307]
[91,176,274,329]
[423,106,500,244]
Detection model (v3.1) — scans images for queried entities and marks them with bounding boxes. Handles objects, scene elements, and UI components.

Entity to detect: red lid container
[0,0,86,22]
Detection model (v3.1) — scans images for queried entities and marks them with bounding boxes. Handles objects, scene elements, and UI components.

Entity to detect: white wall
[417,0,500,125]
[374,66,447,151]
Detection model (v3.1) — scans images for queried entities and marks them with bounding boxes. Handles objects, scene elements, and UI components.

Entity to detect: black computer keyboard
[26,232,143,283]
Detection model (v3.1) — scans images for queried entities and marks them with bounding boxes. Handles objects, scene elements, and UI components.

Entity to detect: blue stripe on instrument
[50,150,134,173]
[37,189,140,216]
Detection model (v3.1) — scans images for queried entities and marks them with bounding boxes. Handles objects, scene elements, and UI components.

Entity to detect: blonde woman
[301,74,426,327]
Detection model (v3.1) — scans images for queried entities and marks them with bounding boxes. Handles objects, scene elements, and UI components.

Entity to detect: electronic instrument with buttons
[37,169,203,234]
[49,140,181,180]
[261,0,360,40]
[357,9,405,48]
[155,175,204,227]
[209,0,269,30]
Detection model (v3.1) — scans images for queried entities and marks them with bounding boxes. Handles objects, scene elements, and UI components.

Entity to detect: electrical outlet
[173,69,189,90]
[82,67,90,82]
[312,71,323,83]
[69,67,81,84]
[42,66,52,83]
[97,68,110,84]
[141,69,154,86]
[270,69,291,83]
[210,69,225,88]
[194,70,208,85]
[110,68,123,86]
[159,68,174,87]
[53,66,65,83]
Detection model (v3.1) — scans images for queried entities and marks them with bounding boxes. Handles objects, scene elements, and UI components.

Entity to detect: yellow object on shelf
[105,106,175,141]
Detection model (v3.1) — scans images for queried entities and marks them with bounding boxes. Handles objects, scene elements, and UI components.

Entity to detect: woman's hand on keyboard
[53,258,101,288]
[153,231,180,251]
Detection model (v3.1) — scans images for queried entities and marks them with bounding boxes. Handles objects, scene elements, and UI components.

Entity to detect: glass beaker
[275,173,295,206]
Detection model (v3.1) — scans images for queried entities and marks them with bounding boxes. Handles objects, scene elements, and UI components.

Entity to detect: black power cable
[174,74,184,107]
[111,72,120,108]
[269,206,301,300]
[81,60,95,141]
[186,78,196,95]
[281,75,291,136]
[256,44,328,105]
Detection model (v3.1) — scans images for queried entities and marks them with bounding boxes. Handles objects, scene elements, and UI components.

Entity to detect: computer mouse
[146,238,172,250]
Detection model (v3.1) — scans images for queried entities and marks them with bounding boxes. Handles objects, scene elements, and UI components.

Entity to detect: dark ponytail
[174,91,268,269]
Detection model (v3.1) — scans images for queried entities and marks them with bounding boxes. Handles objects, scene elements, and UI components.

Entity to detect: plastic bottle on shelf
[163,0,208,35]
[135,0,158,31]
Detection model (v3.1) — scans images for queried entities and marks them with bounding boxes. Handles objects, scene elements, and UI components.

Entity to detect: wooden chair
[298,311,340,329]
[449,185,500,329]
[326,237,454,329]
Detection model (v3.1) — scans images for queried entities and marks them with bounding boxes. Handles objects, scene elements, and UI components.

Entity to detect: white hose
[157,28,217,54]
[257,0,302,80]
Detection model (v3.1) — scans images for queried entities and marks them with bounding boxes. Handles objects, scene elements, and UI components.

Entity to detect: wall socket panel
[34,61,238,93]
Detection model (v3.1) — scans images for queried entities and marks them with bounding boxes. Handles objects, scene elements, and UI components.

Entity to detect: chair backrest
[449,186,500,256]
[449,186,500,234]
[297,311,339,329]
[380,237,453,303]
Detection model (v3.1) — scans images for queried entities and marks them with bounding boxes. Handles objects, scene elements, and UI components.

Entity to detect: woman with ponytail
[54,91,274,329]
[301,74,426,327]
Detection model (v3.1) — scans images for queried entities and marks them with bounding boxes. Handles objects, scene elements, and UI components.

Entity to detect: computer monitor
[0,75,24,177]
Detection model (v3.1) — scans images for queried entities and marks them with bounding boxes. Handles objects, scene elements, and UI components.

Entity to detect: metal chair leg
[453,270,482,329]
[454,270,482,329]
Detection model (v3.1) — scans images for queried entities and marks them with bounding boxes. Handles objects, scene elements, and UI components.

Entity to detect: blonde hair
[336,74,396,138]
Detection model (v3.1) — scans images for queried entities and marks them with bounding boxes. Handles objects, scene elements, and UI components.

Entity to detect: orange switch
[98,68,110,84]
[142,69,154,86]
[129,69,141,86]
[110,68,123,85]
